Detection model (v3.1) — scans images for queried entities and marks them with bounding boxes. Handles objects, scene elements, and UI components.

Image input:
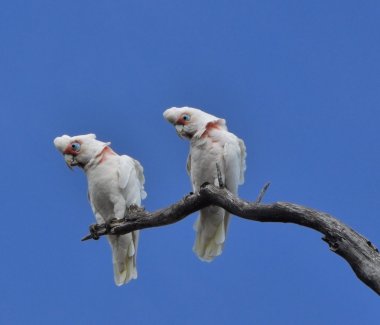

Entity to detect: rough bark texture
[82,183,380,295]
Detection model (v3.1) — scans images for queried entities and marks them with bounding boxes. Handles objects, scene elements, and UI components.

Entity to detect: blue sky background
[1,1,379,324]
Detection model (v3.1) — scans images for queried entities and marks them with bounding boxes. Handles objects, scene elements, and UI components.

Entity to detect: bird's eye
[182,114,191,121]
[71,142,81,152]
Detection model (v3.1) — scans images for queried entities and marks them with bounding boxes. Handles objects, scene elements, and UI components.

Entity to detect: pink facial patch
[63,143,79,156]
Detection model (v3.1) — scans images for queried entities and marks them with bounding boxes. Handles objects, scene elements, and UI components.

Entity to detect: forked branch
[81,183,380,295]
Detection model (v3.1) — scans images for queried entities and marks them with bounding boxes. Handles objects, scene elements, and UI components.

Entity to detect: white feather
[163,107,246,262]
[54,133,146,285]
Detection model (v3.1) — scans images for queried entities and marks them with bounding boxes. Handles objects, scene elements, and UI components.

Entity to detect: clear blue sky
[1,1,379,324]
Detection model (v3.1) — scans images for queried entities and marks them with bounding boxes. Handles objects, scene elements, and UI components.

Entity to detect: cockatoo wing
[107,155,147,285]
[186,153,191,177]
[191,139,225,262]
[117,155,134,190]
[223,139,246,193]
[163,107,247,262]
[132,158,147,200]
[118,155,147,204]
[221,137,246,234]
[193,134,246,262]
[238,138,247,185]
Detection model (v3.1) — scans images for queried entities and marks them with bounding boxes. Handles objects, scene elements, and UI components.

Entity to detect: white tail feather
[214,222,226,245]
[193,207,230,262]
[108,231,138,286]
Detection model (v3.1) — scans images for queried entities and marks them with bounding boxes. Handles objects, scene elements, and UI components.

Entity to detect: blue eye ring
[182,114,191,121]
[71,142,81,152]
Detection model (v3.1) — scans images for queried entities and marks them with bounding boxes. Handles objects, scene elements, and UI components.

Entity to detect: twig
[81,234,93,241]
[255,182,271,203]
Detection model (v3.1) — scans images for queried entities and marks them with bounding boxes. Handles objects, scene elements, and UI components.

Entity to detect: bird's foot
[89,224,100,240]
[105,218,120,232]
[128,204,144,213]
[200,182,210,188]
[184,191,194,200]
[125,205,145,220]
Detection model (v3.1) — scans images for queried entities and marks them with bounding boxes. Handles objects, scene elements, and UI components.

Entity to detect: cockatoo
[163,107,246,262]
[53,133,147,285]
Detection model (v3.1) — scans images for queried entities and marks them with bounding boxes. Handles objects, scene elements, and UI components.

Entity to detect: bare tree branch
[81,183,380,295]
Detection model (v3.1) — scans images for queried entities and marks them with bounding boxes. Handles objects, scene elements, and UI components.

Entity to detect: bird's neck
[84,146,116,171]
[191,121,222,140]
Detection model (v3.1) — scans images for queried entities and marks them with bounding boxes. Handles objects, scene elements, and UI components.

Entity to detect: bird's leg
[215,163,224,188]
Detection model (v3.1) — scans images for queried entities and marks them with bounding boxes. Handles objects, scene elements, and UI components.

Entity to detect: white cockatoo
[54,133,147,285]
[163,107,246,261]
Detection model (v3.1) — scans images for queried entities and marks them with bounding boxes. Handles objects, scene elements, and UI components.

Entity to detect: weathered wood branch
[81,183,380,295]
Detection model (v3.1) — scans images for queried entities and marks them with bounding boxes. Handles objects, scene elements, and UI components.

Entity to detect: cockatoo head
[53,133,110,169]
[163,106,226,139]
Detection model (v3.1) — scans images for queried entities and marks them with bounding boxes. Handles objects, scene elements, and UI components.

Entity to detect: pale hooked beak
[175,125,185,139]
[64,154,77,170]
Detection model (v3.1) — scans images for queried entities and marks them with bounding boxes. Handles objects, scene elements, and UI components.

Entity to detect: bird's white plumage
[54,134,146,285]
[164,107,246,261]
